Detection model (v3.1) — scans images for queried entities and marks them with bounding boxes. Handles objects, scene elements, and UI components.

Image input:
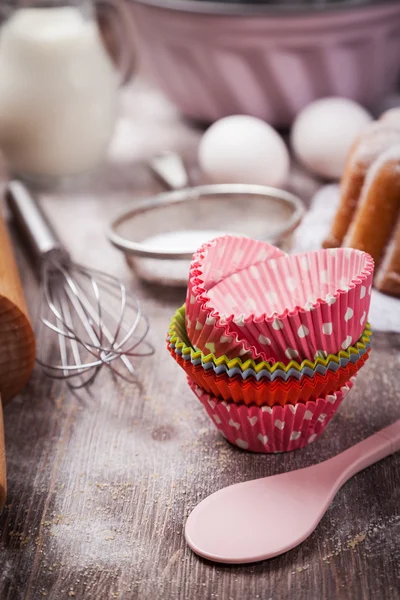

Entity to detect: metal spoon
[185,420,400,564]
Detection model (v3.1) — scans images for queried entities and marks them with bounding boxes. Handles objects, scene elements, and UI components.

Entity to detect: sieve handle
[6,180,70,265]
[149,151,189,190]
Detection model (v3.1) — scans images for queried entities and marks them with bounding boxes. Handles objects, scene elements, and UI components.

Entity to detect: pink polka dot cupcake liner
[187,235,286,361]
[186,236,374,364]
[189,377,355,453]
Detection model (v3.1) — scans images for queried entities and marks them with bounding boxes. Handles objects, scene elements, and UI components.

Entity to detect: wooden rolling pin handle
[0,197,36,511]
[0,401,6,513]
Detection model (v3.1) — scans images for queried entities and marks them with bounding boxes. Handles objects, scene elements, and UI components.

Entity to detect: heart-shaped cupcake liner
[187,235,286,360]
[168,306,372,382]
[189,235,286,297]
[187,236,374,363]
[189,377,354,453]
[169,342,368,406]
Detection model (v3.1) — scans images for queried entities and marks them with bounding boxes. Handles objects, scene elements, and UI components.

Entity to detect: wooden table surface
[0,78,399,600]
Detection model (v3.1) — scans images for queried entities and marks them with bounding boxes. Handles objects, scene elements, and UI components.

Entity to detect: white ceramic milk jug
[0,0,133,183]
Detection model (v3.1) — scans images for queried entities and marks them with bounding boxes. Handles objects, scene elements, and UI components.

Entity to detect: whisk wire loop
[37,258,154,387]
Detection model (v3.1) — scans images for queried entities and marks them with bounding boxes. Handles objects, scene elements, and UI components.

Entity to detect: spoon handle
[329,420,400,489]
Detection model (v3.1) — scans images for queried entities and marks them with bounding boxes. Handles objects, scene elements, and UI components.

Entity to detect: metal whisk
[6,181,154,389]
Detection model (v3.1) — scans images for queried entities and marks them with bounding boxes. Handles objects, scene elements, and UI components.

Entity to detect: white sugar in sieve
[108,153,305,286]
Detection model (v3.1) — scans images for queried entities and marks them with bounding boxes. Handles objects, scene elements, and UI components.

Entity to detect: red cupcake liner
[189,377,354,453]
[169,342,368,406]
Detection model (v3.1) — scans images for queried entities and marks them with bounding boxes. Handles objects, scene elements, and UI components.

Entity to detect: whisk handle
[6,180,70,265]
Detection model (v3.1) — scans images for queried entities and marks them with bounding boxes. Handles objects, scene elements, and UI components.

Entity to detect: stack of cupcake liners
[189,379,354,453]
[168,235,374,453]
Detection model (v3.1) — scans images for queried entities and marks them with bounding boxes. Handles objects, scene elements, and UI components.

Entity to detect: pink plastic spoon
[185,421,400,564]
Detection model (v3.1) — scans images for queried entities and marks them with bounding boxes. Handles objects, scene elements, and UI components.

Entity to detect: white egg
[198,115,289,187]
[291,97,373,179]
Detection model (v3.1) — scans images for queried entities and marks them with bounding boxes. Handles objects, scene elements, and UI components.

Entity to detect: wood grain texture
[0,205,35,511]
[0,77,398,600]
[0,404,5,511]
[0,206,36,404]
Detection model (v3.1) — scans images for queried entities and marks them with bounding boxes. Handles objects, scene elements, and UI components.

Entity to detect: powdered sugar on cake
[292,185,400,333]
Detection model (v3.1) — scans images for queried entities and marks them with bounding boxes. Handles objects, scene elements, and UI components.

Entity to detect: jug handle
[97,0,136,86]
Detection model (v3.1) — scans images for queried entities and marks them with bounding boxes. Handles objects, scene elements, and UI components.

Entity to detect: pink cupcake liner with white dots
[189,376,355,453]
[186,236,374,363]
[187,235,286,360]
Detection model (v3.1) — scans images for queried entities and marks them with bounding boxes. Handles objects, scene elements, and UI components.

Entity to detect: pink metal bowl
[127,0,400,126]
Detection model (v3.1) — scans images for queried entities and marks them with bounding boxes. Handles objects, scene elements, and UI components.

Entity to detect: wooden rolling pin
[0,204,36,512]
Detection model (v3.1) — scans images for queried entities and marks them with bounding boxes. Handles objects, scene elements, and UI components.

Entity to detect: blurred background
[0,2,399,598]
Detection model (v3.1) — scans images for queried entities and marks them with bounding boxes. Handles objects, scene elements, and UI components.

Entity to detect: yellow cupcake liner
[168,305,372,374]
